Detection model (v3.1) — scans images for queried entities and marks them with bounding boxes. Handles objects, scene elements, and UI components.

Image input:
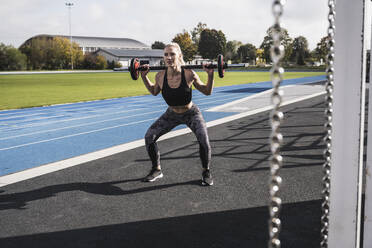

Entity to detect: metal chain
[320,0,335,247]
[268,1,286,247]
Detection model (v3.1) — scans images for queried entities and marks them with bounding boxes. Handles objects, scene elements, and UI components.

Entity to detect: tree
[291,36,310,65]
[225,40,243,62]
[151,41,166,49]
[0,43,27,71]
[190,22,207,48]
[237,43,257,64]
[95,55,107,69]
[172,31,197,62]
[19,37,48,69]
[19,36,83,70]
[313,36,328,63]
[82,53,107,69]
[48,37,69,69]
[198,29,226,60]
[259,26,292,64]
[20,37,83,70]
[53,37,83,69]
[256,48,266,65]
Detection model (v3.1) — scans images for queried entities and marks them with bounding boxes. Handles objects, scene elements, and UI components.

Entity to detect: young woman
[140,43,214,186]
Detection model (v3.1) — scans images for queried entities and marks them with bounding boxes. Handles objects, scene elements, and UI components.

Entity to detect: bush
[82,53,107,69]
[0,43,27,71]
[106,60,122,69]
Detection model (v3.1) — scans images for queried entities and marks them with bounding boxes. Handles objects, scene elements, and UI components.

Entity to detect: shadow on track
[0,179,202,210]
[0,199,321,248]
[135,101,325,174]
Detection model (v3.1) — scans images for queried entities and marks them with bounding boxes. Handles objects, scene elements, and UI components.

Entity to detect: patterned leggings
[145,104,211,169]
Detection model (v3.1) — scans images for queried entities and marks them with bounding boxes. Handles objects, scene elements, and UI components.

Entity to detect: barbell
[128,54,246,80]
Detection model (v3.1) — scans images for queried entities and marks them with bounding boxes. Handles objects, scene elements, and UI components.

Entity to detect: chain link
[320,0,335,247]
[269,1,286,247]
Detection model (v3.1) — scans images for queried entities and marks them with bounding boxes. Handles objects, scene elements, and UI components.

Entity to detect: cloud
[89,3,105,20]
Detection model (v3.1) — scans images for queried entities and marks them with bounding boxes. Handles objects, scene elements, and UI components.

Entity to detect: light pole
[65,2,74,70]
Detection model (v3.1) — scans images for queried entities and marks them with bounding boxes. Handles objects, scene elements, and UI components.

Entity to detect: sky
[0,0,367,50]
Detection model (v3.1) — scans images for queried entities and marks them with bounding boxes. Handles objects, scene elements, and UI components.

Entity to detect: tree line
[152,22,329,66]
[0,37,120,71]
[0,22,329,71]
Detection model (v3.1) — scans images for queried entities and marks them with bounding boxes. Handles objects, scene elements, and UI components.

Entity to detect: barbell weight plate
[130,58,140,80]
[217,54,225,78]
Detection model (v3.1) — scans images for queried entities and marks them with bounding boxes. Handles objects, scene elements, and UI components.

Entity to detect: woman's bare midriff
[169,102,193,113]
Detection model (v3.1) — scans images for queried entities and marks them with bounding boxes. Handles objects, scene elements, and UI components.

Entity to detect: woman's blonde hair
[164,43,185,66]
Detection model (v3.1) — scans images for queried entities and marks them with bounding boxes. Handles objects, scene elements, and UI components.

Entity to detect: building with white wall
[20,34,164,65]
[96,48,163,66]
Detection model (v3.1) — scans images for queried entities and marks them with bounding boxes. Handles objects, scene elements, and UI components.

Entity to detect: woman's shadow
[0,178,200,210]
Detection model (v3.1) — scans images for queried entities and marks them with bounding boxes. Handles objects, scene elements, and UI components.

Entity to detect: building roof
[97,48,164,58]
[21,34,150,49]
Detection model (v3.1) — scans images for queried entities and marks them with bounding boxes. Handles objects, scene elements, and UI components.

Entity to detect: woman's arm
[140,65,161,96]
[191,65,214,95]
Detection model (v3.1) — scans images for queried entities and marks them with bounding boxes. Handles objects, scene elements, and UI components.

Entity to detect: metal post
[329,0,367,247]
[65,2,74,70]
[363,1,372,247]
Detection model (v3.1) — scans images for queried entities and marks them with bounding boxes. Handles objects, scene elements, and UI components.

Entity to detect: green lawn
[0,71,324,110]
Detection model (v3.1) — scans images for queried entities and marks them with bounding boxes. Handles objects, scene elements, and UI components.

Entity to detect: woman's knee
[145,130,156,145]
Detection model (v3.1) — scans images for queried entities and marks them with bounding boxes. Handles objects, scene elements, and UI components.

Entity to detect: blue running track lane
[0,75,325,176]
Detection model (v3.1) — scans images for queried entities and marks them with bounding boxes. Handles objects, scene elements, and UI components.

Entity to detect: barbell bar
[128,54,246,80]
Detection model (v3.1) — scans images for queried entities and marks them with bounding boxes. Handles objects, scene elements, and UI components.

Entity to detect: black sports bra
[162,68,192,106]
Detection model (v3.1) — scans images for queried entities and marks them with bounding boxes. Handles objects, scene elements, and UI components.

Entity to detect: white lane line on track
[0,110,164,141]
[0,91,325,187]
[0,93,245,147]
[0,105,122,119]
[1,84,319,145]
[0,107,147,131]
[0,112,53,121]
[0,91,240,119]
[207,85,297,111]
[0,97,153,117]
[0,86,249,119]
[0,102,123,116]
[0,114,67,124]
[0,118,157,151]
[0,94,246,132]
[0,105,146,125]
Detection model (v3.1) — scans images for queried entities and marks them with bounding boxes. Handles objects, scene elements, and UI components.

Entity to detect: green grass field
[0,71,324,110]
